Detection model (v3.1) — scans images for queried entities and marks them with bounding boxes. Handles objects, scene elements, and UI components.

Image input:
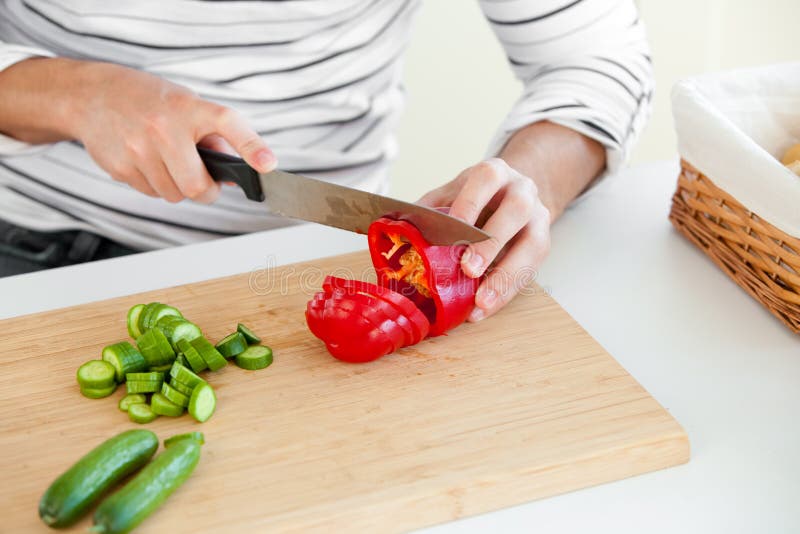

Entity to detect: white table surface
[2,159,798,533]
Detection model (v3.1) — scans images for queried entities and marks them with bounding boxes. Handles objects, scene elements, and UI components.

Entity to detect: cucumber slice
[190,337,226,372]
[175,354,188,368]
[237,323,261,344]
[170,379,194,397]
[215,332,247,358]
[150,393,184,417]
[126,380,162,394]
[128,403,158,424]
[149,363,173,372]
[177,339,207,373]
[140,303,183,333]
[136,302,161,334]
[80,384,117,399]
[126,304,145,339]
[125,371,164,382]
[156,316,202,350]
[235,345,273,371]
[169,361,205,389]
[164,432,205,448]
[136,328,175,368]
[102,342,147,383]
[161,383,189,407]
[188,383,216,423]
[118,393,147,412]
[77,360,116,390]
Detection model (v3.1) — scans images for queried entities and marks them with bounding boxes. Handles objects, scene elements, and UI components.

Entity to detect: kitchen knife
[198,147,490,245]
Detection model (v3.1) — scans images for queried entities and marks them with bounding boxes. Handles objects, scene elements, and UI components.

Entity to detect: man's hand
[417,121,606,321]
[0,58,275,203]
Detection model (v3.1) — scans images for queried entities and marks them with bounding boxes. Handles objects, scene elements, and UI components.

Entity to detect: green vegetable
[139,303,182,333]
[128,403,158,424]
[39,429,158,528]
[118,393,147,412]
[215,331,247,358]
[161,383,190,407]
[149,363,173,372]
[175,353,188,367]
[156,315,202,349]
[188,383,216,423]
[126,304,145,339]
[177,338,207,373]
[125,371,164,382]
[236,323,261,344]
[91,439,202,534]
[169,361,205,389]
[190,337,226,372]
[235,345,273,371]
[80,384,117,399]
[77,360,116,390]
[126,380,162,395]
[164,432,205,448]
[136,328,175,368]
[150,393,184,417]
[102,342,147,382]
[169,379,194,397]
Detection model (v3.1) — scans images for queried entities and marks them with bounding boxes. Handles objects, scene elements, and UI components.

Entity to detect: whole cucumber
[91,439,202,534]
[39,429,158,528]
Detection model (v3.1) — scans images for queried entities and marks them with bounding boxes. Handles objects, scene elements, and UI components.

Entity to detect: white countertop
[2,159,798,533]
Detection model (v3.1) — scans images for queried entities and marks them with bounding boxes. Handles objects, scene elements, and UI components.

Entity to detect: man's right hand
[0,58,276,203]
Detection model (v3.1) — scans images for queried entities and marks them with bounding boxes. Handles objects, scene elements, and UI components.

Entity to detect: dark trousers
[0,219,139,278]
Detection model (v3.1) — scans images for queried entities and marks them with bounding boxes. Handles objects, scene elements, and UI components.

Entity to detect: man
[0,0,652,322]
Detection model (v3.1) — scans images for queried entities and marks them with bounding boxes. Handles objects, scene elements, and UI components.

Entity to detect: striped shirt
[0,0,652,250]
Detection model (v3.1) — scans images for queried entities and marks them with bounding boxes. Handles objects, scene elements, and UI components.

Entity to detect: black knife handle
[197,146,265,202]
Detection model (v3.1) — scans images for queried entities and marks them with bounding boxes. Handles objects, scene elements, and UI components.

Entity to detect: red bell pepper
[367,217,479,337]
[305,217,479,363]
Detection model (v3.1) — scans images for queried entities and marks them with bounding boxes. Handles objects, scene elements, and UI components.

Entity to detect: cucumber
[169,379,194,397]
[177,338,207,373]
[125,371,164,382]
[235,345,273,371]
[190,337,226,372]
[156,316,202,350]
[126,380,162,394]
[188,383,216,423]
[161,383,189,407]
[136,328,175,368]
[139,303,183,333]
[126,304,145,339]
[237,323,261,344]
[39,429,158,528]
[128,403,158,424]
[118,393,147,412]
[91,439,202,534]
[77,360,116,390]
[102,342,147,382]
[164,432,205,448]
[136,302,161,334]
[215,332,247,358]
[80,384,117,399]
[169,361,205,389]
[150,393,184,417]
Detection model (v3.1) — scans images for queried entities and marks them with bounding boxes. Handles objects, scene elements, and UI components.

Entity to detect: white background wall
[389,0,798,201]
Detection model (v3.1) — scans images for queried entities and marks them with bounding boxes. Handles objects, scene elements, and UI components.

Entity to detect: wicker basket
[669,160,800,333]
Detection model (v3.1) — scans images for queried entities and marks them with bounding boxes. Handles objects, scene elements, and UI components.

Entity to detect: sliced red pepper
[367,217,479,336]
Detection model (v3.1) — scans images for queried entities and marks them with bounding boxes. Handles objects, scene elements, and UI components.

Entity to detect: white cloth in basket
[672,62,800,238]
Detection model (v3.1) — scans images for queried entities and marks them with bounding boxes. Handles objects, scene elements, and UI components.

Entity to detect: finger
[461,180,536,278]
[137,155,184,203]
[204,105,276,173]
[125,168,159,198]
[161,138,220,204]
[416,186,454,208]
[198,134,236,156]
[448,159,511,225]
[468,224,550,322]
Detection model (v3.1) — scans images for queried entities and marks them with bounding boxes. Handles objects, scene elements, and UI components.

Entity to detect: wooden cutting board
[0,251,688,533]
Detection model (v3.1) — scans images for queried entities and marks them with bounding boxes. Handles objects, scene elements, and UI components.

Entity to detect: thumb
[206,106,277,173]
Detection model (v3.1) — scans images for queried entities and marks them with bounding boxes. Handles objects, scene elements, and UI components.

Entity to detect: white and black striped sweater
[0,0,652,250]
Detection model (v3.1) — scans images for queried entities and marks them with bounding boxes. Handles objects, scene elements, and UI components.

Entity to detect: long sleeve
[0,41,54,156]
[479,0,653,176]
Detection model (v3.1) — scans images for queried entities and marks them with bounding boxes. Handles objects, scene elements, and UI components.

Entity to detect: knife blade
[198,147,491,245]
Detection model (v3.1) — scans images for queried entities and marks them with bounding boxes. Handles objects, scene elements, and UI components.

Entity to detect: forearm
[499,121,606,221]
[0,57,89,144]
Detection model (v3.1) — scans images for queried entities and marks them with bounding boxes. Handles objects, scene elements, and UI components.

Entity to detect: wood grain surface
[0,251,689,533]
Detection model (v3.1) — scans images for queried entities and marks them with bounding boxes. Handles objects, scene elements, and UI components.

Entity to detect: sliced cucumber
[39,429,158,528]
[161,383,190,407]
[140,303,183,333]
[128,403,158,424]
[177,338,207,373]
[149,363,173,372]
[150,393,184,417]
[237,323,261,344]
[136,328,175,368]
[188,383,216,423]
[175,354,188,368]
[126,304,145,339]
[170,379,194,397]
[215,332,247,358]
[156,316,202,350]
[169,361,205,389]
[235,345,273,371]
[190,337,226,372]
[125,371,164,382]
[164,432,205,448]
[118,393,147,412]
[126,380,162,395]
[77,360,116,390]
[80,384,117,399]
[102,342,147,383]
[136,302,161,334]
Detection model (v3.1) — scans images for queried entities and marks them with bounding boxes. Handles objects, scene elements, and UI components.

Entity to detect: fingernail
[469,308,485,322]
[462,250,484,277]
[480,287,497,308]
[255,149,276,171]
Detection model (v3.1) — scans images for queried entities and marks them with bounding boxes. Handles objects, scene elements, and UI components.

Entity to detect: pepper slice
[306,297,394,363]
[368,217,479,336]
